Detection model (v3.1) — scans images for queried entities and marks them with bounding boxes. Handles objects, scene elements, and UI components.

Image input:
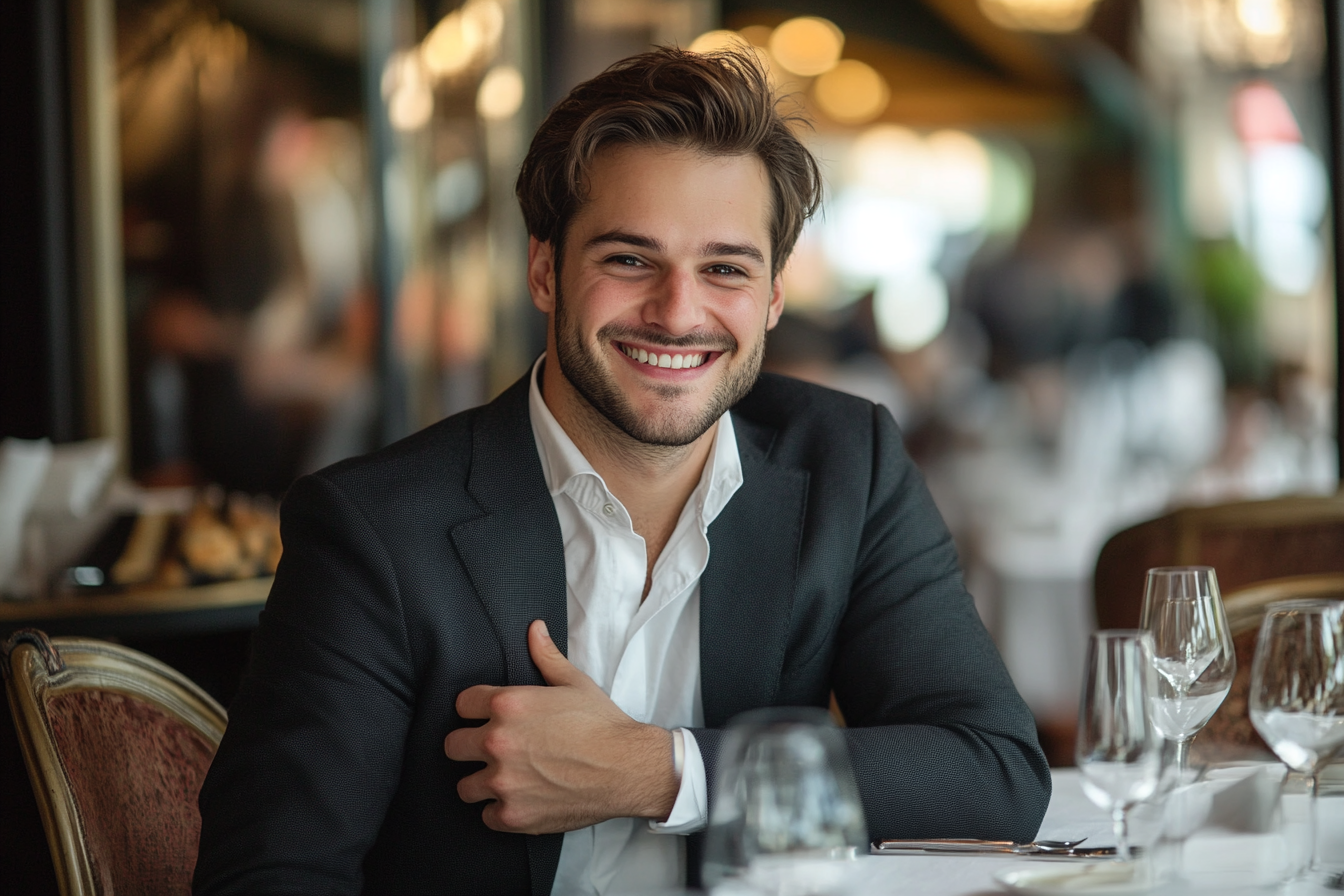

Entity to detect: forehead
[568,144,773,247]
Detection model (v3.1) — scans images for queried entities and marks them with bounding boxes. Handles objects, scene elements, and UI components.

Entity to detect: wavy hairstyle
[515,45,823,276]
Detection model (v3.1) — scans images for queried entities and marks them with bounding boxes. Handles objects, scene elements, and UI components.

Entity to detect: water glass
[1249,599,1344,878]
[1076,630,1164,861]
[1140,566,1236,774]
[702,707,867,896]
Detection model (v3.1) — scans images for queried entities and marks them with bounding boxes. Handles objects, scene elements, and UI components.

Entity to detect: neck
[540,359,716,575]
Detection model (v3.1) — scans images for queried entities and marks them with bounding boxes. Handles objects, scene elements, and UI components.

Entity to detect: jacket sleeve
[193,473,418,895]
[694,403,1051,844]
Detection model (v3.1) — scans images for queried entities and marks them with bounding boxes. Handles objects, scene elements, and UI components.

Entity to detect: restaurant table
[843,765,1343,895]
[0,576,271,639]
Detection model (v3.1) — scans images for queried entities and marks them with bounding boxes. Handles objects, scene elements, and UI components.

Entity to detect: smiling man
[194,47,1049,896]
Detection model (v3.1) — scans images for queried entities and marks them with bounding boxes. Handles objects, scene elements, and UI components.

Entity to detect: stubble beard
[553,281,765,448]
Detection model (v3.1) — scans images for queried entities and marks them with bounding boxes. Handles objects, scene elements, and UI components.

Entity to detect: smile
[617,343,709,370]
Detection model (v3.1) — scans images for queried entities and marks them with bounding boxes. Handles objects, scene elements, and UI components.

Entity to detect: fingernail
[536,619,549,638]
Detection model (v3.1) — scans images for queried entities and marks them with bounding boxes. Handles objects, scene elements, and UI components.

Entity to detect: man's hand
[444,619,679,834]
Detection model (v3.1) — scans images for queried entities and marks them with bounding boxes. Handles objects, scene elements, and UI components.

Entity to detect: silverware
[870,837,1124,858]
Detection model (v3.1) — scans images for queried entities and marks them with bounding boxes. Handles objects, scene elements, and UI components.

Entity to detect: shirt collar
[527,355,743,526]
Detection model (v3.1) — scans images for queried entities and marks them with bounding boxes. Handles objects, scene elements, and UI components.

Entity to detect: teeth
[619,344,707,370]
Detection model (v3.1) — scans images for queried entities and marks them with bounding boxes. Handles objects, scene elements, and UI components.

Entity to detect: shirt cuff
[648,728,708,834]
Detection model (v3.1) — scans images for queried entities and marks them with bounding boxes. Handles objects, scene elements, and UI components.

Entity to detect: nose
[641,267,705,337]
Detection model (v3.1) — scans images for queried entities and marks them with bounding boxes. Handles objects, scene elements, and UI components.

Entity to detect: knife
[870,839,1129,858]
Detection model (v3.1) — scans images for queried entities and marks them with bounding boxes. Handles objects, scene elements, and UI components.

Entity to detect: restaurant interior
[2,0,1343,892]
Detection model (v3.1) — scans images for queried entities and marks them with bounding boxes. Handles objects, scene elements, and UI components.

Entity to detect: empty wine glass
[702,707,867,896]
[1077,631,1164,862]
[1140,567,1236,774]
[1249,600,1344,879]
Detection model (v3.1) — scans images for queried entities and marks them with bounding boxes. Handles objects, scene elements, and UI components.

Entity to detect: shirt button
[603,503,616,516]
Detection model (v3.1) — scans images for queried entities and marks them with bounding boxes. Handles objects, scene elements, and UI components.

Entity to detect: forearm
[689,718,1049,844]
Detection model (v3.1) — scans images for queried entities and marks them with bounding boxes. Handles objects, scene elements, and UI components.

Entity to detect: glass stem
[1173,738,1190,777]
[1306,772,1320,873]
[1112,805,1131,862]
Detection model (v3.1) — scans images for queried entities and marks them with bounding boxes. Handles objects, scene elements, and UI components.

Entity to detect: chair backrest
[1093,493,1344,631]
[1191,573,1344,764]
[2,629,227,896]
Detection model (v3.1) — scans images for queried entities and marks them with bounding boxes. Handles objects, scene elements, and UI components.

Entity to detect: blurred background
[1,0,1340,759]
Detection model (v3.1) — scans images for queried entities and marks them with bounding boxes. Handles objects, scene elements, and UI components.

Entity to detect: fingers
[455,684,501,719]
[444,724,487,763]
[455,767,496,805]
[528,619,585,688]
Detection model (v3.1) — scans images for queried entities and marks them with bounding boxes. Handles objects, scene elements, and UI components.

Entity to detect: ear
[528,236,557,314]
[764,273,785,331]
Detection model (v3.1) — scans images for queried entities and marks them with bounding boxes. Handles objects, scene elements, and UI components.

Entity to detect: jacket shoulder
[733,373,883,448]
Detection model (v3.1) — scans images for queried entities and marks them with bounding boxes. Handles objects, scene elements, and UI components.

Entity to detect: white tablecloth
[843,766,1343,895]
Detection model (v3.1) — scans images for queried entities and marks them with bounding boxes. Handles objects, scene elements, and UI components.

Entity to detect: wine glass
[1249,599,1344,878]
[1140,567,1236,774]
[1076,631,1164,862]
[702,707,867,896]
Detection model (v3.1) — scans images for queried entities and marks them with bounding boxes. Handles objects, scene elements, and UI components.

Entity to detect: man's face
[529,144,784,447]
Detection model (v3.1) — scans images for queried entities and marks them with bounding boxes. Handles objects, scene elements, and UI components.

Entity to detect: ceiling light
[812,60,888,125]
[689,30,746,54]
[977,0,1101,33]
[769,16,844,77]
[477,65,524,121]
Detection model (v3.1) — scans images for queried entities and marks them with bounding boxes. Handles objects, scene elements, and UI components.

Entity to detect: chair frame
[1223,572,1344,635]
[2,629,227,896]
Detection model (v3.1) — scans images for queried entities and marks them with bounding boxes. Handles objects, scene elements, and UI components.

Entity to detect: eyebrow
[584,230,766,266]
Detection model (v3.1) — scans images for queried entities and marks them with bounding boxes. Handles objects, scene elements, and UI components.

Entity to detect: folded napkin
[0,438,54,595]
[1163,764,1285,839]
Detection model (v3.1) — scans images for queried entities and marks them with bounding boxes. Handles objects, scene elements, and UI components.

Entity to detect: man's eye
[607,255,644,267]
[706,264,744,276]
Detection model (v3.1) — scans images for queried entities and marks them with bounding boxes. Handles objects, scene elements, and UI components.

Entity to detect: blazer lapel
[699,412,809,727]
[446,374,567,895]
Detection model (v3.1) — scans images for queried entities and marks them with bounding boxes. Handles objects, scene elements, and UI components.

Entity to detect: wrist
[626,723,679,821]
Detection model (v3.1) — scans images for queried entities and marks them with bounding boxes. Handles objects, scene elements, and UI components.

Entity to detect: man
[195,46,1049,896]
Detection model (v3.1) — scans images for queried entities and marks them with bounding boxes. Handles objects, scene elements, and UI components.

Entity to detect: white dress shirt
[528,357,743,896]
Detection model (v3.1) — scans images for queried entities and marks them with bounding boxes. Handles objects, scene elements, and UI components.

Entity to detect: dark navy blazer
[194,372,1050,895]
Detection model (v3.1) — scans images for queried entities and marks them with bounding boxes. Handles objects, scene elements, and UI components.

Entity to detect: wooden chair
[2,629,227,896]
[1093,493,1344,763]
[1190,573,1344,763]
[1094,493,1344,631]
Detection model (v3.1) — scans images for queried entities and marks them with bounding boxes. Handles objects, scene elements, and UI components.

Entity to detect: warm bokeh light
[738,25,774,48]
[847,125,928,198]
[977,0,1100,33]
[421,0,504,80]
[812,60,889,125]
[689,30,747,54]
[925,130,992,233]
[1236,0,1290,37]
[383,52,433,132]
[768,16,844,77]
[477,65,524,120]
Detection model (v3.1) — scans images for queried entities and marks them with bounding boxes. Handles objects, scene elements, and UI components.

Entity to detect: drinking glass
[702,707,867,896]
[1076,631,1164,862]
[1140,567,1236,774]
[1249,600,1344,878]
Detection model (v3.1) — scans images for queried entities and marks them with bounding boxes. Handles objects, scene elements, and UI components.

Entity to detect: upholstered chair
[2,629,227,896]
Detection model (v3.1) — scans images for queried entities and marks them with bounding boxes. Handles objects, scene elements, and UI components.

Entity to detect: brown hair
[515,45,823,275]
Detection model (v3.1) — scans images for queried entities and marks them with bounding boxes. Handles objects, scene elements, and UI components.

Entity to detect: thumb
[528,619,585,687]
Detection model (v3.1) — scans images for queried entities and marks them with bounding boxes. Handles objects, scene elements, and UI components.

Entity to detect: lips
[617,342,709,370]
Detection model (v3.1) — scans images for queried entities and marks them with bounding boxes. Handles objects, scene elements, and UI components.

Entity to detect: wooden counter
[0,577,272,638]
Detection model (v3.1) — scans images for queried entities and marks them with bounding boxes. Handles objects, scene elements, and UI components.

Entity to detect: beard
[553,283,766,447]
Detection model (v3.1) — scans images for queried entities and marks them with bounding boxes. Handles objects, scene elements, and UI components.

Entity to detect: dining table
[842,764,1344,895]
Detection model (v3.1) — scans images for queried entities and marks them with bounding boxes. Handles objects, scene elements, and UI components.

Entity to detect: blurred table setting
[698,563,1344,896]
[0,436,275,636]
